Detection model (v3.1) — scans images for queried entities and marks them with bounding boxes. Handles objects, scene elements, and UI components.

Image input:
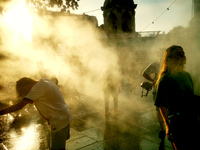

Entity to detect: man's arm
[142,72,154,83]
[0,99,32,115]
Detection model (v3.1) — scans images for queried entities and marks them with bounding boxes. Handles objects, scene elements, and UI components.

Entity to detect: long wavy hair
[156,45,185,89]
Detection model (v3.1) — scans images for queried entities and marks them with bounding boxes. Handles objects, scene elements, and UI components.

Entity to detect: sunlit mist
[9,124,40,150]
[0,0,118,102]
[3,0,32,42]
[7,113,14,122]
[0,0,200,150]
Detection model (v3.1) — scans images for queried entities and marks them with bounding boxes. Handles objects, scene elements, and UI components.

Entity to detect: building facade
[101,0,137,34]
[193,0,200,17]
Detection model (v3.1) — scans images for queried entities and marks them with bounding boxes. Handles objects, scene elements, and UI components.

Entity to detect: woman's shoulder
[159,73,176,86]
[182,71,191,76]
[158,73,177,88]
[160,73,172,81]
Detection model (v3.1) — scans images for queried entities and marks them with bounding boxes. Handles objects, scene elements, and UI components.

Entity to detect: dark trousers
[170,115,200,150]
[103,88,118,113]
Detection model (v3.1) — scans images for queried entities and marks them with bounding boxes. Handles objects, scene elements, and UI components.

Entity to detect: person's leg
[37,117,50,149]
[50,124,70,150]
[44,122,51,149]
[111,90,118,113]
[103,90,110,115]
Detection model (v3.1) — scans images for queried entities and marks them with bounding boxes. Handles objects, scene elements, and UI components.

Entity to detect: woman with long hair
[155,45,199,150]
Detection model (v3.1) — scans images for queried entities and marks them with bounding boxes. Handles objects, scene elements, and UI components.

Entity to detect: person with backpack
[155,45,200,150]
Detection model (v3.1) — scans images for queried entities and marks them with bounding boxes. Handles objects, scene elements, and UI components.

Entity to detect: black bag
[193,94,200,120]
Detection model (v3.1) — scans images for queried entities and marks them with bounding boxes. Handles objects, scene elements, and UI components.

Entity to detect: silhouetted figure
[155,45,200,150]
[37,61,58,85]
[0,77,72,150]
[101,63,121,115]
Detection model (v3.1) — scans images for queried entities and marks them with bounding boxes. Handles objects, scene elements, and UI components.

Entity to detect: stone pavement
[65,89,173,150]
[0,88,174,150]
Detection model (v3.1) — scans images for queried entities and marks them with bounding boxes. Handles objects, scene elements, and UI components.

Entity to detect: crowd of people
[0,45,200,150]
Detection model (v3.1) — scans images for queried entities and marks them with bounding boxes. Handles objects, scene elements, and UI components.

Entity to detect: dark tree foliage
[1,0,11,2]
[0,0,80,13]
[49,0,63,7]
[65,0,79,10]
[30,0,79,10]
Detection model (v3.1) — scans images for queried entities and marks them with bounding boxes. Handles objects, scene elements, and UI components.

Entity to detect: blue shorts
[51,124,70,149]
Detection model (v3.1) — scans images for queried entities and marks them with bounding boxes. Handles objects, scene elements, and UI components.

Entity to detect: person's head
[163,45,186,72]
[156,45,186,88]
[16,77,37,99]
[51,77,59,85]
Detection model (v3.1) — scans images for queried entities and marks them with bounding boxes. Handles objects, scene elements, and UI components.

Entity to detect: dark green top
[155,71,194,118]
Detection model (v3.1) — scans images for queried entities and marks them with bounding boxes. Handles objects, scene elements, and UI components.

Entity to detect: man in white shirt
[0,77,72,150]
[142,49,165,140]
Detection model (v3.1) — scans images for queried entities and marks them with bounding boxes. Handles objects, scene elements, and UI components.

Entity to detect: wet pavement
[0,87,174,150]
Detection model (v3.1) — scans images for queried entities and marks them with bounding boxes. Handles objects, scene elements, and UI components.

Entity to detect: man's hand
[0,99,31,115]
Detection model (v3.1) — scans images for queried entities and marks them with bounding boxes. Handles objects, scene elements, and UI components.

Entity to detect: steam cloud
[0,2,200,149]
[0,0,200,123]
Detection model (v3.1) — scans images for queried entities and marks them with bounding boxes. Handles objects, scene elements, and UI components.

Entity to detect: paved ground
[0,87,174,150]
[66,90,173,150]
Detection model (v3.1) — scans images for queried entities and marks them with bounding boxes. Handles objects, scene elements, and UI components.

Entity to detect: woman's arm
[159,106,169,124]
[159,106,173,141]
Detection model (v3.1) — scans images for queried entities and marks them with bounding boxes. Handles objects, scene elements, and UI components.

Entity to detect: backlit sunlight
[3,0,32,42]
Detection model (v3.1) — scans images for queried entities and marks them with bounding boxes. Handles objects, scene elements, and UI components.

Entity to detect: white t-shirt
[25,79,72,132]
[143,62,160,81]
[143,61,160,92]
